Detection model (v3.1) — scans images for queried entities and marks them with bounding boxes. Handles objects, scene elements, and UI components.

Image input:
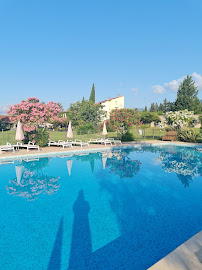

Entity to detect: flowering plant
[165,110,194,129]
[110,109,141,137]
[7,97,65,132]
[158,122,165,130]
[7,97,65,146]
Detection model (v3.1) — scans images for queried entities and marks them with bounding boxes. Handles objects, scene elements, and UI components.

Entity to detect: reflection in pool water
[153,145,202,187]
[0,145,201,269]
[7,146,201,201]
[6,158,60,200]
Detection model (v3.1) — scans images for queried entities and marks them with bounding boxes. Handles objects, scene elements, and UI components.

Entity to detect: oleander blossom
[110,108,141,136]
[7,97,65,132]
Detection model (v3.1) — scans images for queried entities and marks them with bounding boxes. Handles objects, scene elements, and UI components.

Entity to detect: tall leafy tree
[140,112,160,123]
[175,75,201,113]
[89,83,95,103]
[68,100,105,126]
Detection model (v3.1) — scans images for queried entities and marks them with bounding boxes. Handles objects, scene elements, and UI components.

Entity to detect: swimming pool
[0,145,201,269]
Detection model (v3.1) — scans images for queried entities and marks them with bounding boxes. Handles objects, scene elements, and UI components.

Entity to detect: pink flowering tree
[7,97,65,146]
[109,109,141,138]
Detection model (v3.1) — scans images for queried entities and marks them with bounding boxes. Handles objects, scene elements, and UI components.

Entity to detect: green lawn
[0,129,118,145]
[49,130,118,142]
[0,129,16,145]
[130,126,166,140]
[0,127,201,146]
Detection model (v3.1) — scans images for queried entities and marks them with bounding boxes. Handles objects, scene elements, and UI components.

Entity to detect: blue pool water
[0,145,201,270]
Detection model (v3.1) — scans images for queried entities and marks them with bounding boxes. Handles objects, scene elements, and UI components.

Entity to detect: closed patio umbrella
[67,121,73,139]
[15,165,24,185]
[15,121,24,141]
[67,160,73,176]
[102,122,107,137]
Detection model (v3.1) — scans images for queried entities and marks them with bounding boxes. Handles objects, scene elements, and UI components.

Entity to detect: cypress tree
[149,103,156,112]
[89,83,95,103]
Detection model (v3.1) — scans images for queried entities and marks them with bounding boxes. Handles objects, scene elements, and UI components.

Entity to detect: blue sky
[0,0,202,113]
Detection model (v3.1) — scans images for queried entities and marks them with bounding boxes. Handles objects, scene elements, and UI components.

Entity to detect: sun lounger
[106,138,122,145]
[67,139,89,147]
[17,142,40,152]
[48,140,73,148]
[87,138,99,144]
[48,140,65,147]
[0,144,15,154]
[88,138,112,145]
[100,139,112,145]
[88,138,112,146]
[62,142,73,149]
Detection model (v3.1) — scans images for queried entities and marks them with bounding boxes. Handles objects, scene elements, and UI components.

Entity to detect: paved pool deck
[148,230,202,270]
[0,140,201,160]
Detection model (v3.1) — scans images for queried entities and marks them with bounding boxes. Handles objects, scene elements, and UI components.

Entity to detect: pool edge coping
[0,141,201,161]
[148,230,202,270]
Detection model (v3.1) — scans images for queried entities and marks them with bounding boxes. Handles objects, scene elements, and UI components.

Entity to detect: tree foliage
[0,120,8,130]
[89,83,95,103]
[149,76,202,114]
[140,111,160,123]
[149,99,174,113]
[174,75,201,113]
[67,100,105,126]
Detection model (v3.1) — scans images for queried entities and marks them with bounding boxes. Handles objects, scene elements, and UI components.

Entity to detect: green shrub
[77,124,96,135]
[199,115,202,134]
[121,131,136,142]
[165,126,177,131]
[24,128,49,147]
[178,128,200,143]
[0,121,10,131]
[199,115,202,125]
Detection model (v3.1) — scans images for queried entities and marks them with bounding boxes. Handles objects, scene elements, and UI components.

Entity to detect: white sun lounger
[16,142,40,152]
[67,139,89,147]
[62,142,73,149]
[48,140,73,148]
[48,140,64,146]
[106,138,122,145]
[88,138,112,146]
[0,144,15,154]
[48,140,65,147]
